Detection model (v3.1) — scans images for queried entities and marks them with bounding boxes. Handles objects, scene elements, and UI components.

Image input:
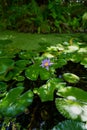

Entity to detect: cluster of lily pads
[0,39,87,129]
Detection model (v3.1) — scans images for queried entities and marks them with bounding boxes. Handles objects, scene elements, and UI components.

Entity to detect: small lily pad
[81,58,87,68]
[0,82,7,92]
[63,73,80,83]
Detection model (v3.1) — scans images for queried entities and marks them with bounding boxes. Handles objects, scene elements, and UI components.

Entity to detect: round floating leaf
[78,47,87,54]
[52,120,86,130]
[42,53,54,58]
[66,45,79,53]
[59,52,73,62]
[15,60,31,68]
[14,75,25,81]
[15,90,33,113]
[0,87,24,116]
[19,51,38,59]
[5,90,33,116]
[0,49,16,58]
[40,68,51,80]
[33,78,63,102]
[12,67,24,79]
[57,86,87,103]
[16,82,24,87]
[34,84,55,102]
[56,87,87,121]
[63,73,80,83]
[2,87,24,104]
[0,87,33,117]
[70,53,83,63]
[0,59,14,81]
[0,82,7,92]
[81,58,87,68]
[4,71,13,81]
[25,64,39,80]
[54,59,67,69]
[0,64,7,74]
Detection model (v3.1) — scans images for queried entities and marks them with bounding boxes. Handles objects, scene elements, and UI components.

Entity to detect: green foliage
[0,0,87,33]
[82,12,87,29]
[0,82,7,93]
[52,120,87,130]
[0,87,33,117]
[56,86,87,121]
[0,38,87,129]
[33,78,64,102]
[63,73,80,83]
[81,58,87,68]
[25,59,53,80]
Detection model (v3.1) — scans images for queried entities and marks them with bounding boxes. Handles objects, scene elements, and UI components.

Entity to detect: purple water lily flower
[40,59,53,70]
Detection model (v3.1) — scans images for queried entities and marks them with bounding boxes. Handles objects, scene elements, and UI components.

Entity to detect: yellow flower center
[44,62,49,67]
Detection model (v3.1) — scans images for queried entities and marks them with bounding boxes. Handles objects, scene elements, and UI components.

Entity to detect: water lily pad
[34,84,55,102]
[33,78,64,102]
[25,62,51,81]
[70,53,83,63]
[0,82,7,92]
[0,59,14,74]
[19,51,37,59]
[63,73,80,83]
[15,60,31,68]
[52,120,86,130]
[54,59,67,68]
[56,86,87,121]
[67,45,79,52]
[0,87,33,117]
[40,67,51,80]
[14,75,25,81]
[25,64,39,80]
[81,58,87,68]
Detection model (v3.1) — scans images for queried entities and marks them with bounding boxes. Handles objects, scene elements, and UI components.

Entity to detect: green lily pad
[66,45,79,53]
[0,59,14,74]
[63,73,80,83]
[16,82,24,87]
[81,58,87,68]
[0,87,33,117]
[15,60,31,68]
[25,62,51,81]
[15,90,33,113]
[12,67,23,78]
[52,120,86,130]
[33,78,64,102]
[19,51,38,59]
[34,84,55,102]
[40,67,51,80]
[56,86,87,121]
[14,75,25,81]
[0,59,14,80]
[70,53,83,63]
[54,59,67,69]
[25,64,39,80]
[0,82,7,92]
